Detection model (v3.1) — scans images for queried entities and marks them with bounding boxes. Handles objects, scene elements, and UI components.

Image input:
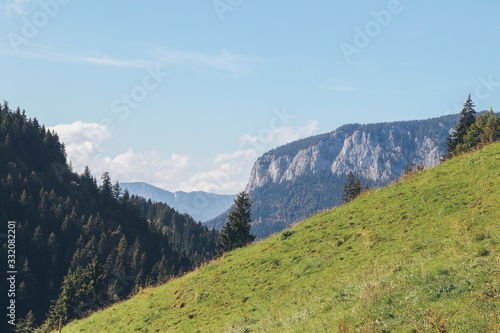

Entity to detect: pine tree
[456,108,500,153]
[100,171,112,202]
[342,171,362,204]
[112,181,122,200]
[446,94,477,157]
[481,108,500,145]
[14,310,36,333]
[217,192,255,254]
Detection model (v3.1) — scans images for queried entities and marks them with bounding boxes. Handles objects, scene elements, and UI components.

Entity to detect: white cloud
[49,119,319,195]
[102,149,190,188]
[50,121,194,191]
[49,121,111,173]
[50,121,111,144]
[182,120,320,193]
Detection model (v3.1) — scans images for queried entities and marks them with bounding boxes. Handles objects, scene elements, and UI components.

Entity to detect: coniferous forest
[0,102,219,331]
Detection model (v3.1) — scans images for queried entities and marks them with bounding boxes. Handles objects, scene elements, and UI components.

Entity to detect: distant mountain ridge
[121,182,235,222]
[207,114,462,238]
[247,116,460,190]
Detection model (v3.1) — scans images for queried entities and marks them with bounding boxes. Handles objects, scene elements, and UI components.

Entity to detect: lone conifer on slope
[342,170,362,204]
[218,192,255,254]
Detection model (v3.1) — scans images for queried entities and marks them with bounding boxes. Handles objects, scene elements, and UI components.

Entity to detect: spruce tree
[342,171,362,204]
[446,94,477,157]
[14,311,35,333]
[100,171,112,201]
[218,192,255,254]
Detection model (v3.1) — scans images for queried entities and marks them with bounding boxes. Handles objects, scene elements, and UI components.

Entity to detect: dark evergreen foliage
[342,170,363,204]
[445,95,500,158]
[459,108,500,153]
[217,192,255,254]
[0,102,218,332]
[446,95,477,157]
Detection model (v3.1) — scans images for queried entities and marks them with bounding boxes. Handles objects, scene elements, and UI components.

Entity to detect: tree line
[445,95,500,158]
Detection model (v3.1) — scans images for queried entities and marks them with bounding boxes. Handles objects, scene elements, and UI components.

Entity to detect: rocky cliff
[208,114,462,239]
[247,115,459,192]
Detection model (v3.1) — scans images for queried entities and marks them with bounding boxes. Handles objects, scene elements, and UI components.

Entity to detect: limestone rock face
[246,114,460,192]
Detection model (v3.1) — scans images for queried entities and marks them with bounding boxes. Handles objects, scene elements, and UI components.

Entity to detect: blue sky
[1,0,499,194]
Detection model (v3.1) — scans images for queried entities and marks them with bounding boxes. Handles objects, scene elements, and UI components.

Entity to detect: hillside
[121,182,235,222]
[63,143,500,332]
[207,114,461,239]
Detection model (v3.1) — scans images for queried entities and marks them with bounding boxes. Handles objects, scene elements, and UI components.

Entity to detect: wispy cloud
[0,46,150,68]
[0,43,261,73]
[494,25,500,32]
[75,56,149,68]
[152,47,261,74]
[0,26,260,72]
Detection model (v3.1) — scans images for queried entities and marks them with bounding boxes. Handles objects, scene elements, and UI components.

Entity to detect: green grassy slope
[63,144,500,332]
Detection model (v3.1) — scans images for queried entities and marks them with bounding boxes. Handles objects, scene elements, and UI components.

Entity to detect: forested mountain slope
[0,102,218,332]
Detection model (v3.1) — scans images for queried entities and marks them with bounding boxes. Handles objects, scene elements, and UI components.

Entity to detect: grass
[62,144,500,332]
